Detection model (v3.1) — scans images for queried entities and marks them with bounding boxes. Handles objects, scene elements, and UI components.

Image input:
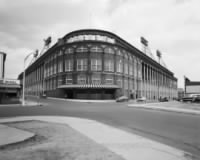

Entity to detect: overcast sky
[1,0,200,88]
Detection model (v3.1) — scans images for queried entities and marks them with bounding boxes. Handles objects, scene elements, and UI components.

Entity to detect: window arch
[116,49,122,56]
[65,48,74,54]
[90,46,103,53]
[104,47,115,54]
[76,46,88,53]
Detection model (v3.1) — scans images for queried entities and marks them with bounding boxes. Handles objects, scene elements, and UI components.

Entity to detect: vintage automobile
[159,97,169,102]
[116,96,129,102]
[137,97,147,102]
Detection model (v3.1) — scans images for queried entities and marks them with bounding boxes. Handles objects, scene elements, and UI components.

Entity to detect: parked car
[116,96,129,102]
[159,97,168,102]
[192,95,200,103]
[137,97,146,102]
[182,95,194,102]
[40,94,47,99]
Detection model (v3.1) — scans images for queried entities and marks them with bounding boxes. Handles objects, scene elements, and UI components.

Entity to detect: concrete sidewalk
[0,124,35,147]
[0,116,193,160]
[128,103,200,115]
[0,100,43,107]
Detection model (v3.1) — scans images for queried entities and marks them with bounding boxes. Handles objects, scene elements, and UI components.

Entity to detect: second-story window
[104,59,114,72]
[53,63,57,74]
[116,59,123,73]
[124,62,128,75]
[91,58,102,71]
[58,60,63,73]
[65,59,73,71]
[129,63,133,76]
[77,59,87,71]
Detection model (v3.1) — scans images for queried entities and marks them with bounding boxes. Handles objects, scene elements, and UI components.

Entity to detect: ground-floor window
[91,74,101,84]
[77,74,87,84]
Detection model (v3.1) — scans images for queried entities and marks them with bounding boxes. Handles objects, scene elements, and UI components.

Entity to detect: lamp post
[22,50,38,106]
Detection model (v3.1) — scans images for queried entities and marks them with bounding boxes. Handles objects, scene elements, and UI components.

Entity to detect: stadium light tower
[140,37,148,55]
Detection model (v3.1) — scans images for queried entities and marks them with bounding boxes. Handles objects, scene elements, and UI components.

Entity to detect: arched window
[116,49,122,56]
[104,47,115,54]
[76,46,88,53]
[124,51,128,59]
[116,58,123,73]
[90,46,103,53]
[65,48,74,54]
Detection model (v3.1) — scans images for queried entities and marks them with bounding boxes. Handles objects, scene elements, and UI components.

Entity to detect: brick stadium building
[18,29,177,100]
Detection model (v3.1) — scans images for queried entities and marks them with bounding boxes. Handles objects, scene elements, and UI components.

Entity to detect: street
[0,98,200,158]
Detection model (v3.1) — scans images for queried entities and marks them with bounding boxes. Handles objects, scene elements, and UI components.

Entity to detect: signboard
[186,85,200,93]
[67,34,115,44]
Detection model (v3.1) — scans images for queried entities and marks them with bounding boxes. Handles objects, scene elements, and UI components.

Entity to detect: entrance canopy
[58,84,120,89]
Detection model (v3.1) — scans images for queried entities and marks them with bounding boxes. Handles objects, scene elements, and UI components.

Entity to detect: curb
[47,97,116,103]
[127,104,200,115]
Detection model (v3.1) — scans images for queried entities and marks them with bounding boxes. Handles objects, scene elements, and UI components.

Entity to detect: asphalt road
[0,98,200,159]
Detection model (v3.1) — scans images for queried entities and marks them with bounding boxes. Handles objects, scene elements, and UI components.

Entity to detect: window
[58,50,63,56]
[129,63,133,76]
[117,78,123,88]
[124,79,128,89]
[124,62,128,74]
[76,46,88,53]
[65,48,74,54]
[129,79,133,90]
[77,59,87,71]
[53,78,57,89]
[53,63,57,74]
[124,53,128,59]
[58,77,62,86]
[116,59,123,73]
[65,59,73,71]
[49,64,53,76]
[138,61,142,79]
[65,75,73,84]
[105,76,113,84]
[116,49,122,56]
[134,59,137,78]
[50,79,53,90]
[104,47,115,54]
[92,74,101,84]
[91,58,102,71]
[58,61,63,73]
[104,59,114,72]
[90,46,103,53]
[77,75,86,84]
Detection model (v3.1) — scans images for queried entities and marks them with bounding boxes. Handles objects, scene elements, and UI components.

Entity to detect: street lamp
[22,50,38,106]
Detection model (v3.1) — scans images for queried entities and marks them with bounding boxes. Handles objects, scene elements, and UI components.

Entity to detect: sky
[0,0,200,88]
